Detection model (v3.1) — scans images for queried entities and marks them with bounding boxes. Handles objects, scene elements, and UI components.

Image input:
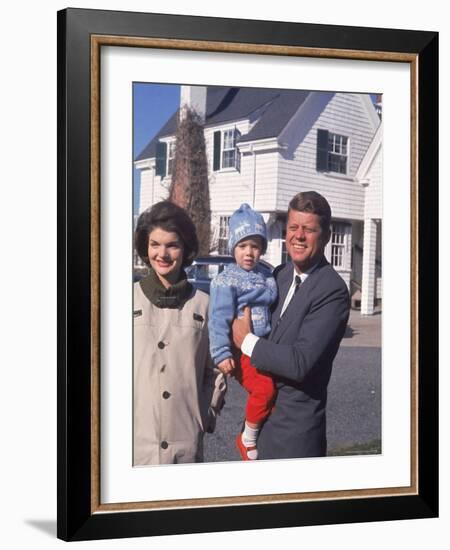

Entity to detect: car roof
[191,256,274,269]
[193,256,234,262]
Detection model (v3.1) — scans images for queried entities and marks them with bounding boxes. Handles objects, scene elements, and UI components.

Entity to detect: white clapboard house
[135,86,382,314]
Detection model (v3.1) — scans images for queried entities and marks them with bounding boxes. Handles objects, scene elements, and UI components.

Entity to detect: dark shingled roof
[135,110,179,162]
[135,86,311,161]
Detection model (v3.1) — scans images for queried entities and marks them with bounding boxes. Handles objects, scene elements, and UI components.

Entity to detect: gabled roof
[239,89,310,143]
[135,86,311,161]
[135,110,179,162]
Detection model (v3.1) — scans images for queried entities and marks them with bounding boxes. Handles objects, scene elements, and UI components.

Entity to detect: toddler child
[209,204,278,460]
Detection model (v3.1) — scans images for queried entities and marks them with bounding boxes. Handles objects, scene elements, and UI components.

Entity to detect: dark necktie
[276,275,302,327]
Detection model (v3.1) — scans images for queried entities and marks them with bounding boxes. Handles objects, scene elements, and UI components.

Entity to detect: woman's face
[147,227,185,287]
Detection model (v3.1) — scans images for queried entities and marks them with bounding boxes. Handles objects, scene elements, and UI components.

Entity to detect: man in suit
[232,191,350,459]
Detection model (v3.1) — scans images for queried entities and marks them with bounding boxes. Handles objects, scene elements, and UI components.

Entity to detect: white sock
[242,423,259,459]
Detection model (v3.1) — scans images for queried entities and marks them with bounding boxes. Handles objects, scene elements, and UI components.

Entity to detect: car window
[196,265,210,280]
[207,265,221,279]
[186,264,222,280]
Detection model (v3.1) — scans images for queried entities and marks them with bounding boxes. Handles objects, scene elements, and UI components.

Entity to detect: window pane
[167,142,175,175]
[220,129,239,169]
[223,130,234,149]
[326,132,348,174]
[328,153,346,174]
[218,216,230,254]
[332,225,344,244]
[331,222,349,268]
[222,149,236,168]
[331,245,343,267]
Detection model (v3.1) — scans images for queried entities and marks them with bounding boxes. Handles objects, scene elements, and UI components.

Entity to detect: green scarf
[139,268,193,309]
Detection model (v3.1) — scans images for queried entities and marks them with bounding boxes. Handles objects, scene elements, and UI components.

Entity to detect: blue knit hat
[228,203,267,254]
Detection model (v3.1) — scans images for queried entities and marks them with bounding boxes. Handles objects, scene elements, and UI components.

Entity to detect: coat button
[162,391,171,399]
[158,341,165,349]
[161,441,168,449]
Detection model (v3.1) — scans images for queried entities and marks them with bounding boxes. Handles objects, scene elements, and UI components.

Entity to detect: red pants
[234,354,276,425]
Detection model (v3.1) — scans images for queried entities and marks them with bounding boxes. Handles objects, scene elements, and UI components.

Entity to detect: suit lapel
[270,257,329,342]
[286,256,328,314]
[270,264,294,336]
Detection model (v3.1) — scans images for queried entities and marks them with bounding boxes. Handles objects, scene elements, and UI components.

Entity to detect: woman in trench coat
[133,201,226,465]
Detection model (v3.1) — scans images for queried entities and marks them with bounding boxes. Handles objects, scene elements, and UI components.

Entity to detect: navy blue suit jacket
[251,257,350,459]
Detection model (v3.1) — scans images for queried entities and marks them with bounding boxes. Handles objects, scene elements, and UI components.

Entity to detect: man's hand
[232,306,252,350]
[217,357,235,375]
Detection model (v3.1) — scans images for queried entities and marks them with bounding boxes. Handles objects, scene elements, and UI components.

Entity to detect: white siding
[203,121,280,214]
[205,122,250,214]
[277,93,377,220]
[138,168,170,214]
[138,168,153,213]
[242,150,279,212]
[358,129,383,307]
[264,219,283,268]
[364,145,383,220]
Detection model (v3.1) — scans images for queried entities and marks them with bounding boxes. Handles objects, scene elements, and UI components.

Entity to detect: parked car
[185,255,274,294]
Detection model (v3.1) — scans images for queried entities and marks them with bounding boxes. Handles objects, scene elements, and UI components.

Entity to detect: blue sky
[133,83,180,214]
[133,84,379,214]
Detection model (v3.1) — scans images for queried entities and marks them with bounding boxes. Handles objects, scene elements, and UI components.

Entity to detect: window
[213,128,241,171]
[155,140,175,178]
[167,141,176,176]
[330,223,347,267]
[316,129,349,174]
[222,129,237,168]
[218,216,230,254]
[281,228,289,264]
[328,133,348,173]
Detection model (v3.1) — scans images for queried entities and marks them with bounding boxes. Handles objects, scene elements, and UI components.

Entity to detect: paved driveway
[204,309,382,462]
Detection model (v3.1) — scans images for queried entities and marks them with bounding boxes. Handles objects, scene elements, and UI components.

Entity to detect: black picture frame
[57,7,438,541]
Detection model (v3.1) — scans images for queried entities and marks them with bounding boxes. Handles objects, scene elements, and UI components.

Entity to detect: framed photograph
[57,8,438,541]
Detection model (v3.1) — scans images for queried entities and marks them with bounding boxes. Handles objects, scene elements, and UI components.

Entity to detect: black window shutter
[316,129,329,172]
[155,141,167,177]
[213,131,221,171]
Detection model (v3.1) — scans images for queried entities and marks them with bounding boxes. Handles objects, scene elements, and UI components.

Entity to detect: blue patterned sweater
[208,263,278,365]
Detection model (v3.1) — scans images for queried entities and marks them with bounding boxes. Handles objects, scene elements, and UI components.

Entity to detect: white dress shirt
[241,264,316,357]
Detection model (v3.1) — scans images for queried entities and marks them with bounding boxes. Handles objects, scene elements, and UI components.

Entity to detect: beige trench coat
[133,282,226,465]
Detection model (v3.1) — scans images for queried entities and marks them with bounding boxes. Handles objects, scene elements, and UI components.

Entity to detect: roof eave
[238,137,286,153]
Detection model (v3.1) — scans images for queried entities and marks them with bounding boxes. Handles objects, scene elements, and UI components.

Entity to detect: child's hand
[232,306,252,349]
[217,358,235,375]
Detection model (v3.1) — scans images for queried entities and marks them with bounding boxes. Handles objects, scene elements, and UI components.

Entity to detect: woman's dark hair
[135,201,199,268]
[288,191,332,233]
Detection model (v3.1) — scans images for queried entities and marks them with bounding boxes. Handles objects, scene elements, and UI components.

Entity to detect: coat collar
[139,269,193,309]
[279,255,327,292]
[271,256,328,329]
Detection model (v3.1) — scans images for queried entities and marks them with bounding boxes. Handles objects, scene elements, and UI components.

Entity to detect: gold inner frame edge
[90,34,419,514]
